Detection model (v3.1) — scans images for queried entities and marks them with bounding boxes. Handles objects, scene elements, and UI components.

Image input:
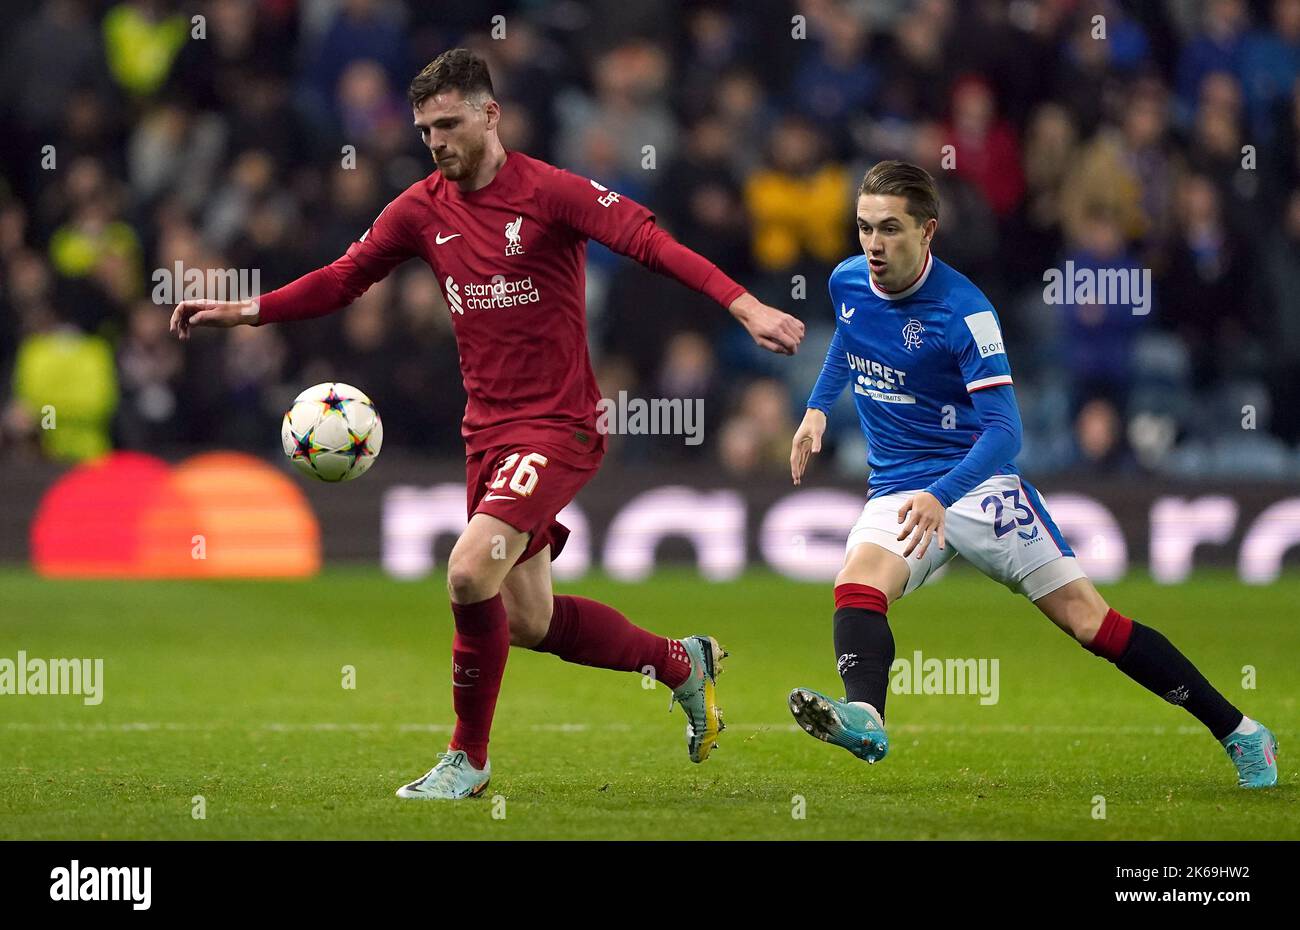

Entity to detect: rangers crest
[902,318,925,350]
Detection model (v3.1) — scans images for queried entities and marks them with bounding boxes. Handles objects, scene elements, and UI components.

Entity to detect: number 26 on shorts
[488,452,549,497]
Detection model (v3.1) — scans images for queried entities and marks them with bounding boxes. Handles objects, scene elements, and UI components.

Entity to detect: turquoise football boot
[395,749,491,799]
[669,635,727,763]
[788,687,889,763]
[1221,723,1279,788]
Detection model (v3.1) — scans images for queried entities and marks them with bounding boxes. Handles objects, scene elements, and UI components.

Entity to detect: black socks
[1116,622,1243,741]
[1088,607,1242,740]
[834,606,894,715]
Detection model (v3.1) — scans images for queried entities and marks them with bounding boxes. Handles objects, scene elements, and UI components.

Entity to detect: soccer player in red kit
[171,48,805,799]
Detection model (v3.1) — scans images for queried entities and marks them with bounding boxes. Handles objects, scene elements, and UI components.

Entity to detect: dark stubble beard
[441,133,486,181]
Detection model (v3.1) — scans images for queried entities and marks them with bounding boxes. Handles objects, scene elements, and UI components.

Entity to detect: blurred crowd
[3,0,1300,481]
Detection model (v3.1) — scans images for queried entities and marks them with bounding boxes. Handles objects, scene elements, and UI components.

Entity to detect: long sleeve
[619,219,746,308]
[923,384,1022,507]
[257,193,418,324]
[540,165,745,309]
[807,326,852,414]
[255,257,378,324]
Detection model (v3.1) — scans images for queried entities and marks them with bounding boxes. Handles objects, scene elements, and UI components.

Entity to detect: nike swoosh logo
[483,493,515,502]
[452,681,473,688]
[435,232,460,244]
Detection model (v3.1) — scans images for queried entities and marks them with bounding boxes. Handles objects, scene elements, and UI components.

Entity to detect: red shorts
[466,440,603,563]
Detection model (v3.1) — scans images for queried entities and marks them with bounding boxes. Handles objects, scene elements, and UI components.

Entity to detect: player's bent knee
[836,543,908,603]
[834,568,894,598]
[445,559,499,605]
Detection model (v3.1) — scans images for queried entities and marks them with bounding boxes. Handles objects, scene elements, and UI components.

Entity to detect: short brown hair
[407,48,496,108]
[858,160,939,224]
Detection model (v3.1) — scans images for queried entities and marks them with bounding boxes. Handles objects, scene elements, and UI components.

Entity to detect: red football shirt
[257,151,746,455]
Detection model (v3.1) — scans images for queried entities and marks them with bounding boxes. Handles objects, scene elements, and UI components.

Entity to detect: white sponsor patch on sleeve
[964,310,1005,359]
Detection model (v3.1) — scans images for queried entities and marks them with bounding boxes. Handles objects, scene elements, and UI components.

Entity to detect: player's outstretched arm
[170,229,408,342]
[791,407,827,485]
[623,219,804,354]
[170,191,417,342]
[170,299,260,340]
[793,328,851,483]
[547,170,806,355]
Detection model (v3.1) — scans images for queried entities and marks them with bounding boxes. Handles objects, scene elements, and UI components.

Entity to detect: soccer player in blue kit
[787,161,1278,788]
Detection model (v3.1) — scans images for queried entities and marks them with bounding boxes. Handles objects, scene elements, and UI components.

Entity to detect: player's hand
[729,292,805,355]
[897,491,946,559]
[791,408,827,485]
[170,299,260,341]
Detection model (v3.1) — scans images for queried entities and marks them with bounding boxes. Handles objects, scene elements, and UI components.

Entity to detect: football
[280,382,383,482]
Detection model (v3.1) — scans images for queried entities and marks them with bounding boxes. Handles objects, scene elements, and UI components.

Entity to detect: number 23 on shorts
[981,487,1036,539]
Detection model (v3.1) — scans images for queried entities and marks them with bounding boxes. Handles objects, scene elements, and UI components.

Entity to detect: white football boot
[395,749,491,800]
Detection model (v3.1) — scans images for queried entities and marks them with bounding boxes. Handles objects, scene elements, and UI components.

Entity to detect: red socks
[534,595,692,689]
[448,594,510,769]
[1085,607,1134,660]
[834,582,889,613]
[448,594,691,766]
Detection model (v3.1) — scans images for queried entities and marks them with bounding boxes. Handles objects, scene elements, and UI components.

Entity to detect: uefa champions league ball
[281,382,383,482]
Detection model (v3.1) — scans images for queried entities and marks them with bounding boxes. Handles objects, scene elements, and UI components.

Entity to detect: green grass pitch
[1,567,1295,839]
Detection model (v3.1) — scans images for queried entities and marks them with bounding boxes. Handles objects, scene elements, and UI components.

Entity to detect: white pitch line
[2,721,1254,737]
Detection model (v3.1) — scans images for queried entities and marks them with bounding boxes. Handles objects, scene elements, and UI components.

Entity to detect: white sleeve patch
[964,310,1005,359]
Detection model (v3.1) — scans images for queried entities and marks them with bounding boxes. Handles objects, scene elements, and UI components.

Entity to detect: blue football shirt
[807,251,1019,498]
